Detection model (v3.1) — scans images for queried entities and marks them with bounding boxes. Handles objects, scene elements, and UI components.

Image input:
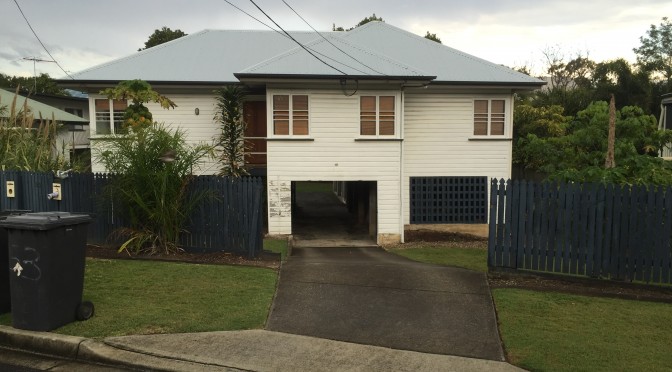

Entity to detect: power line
[247,0,347,75]
[222,0,283,37]
[281,0,384,76]
[13,0,73,80]
[221,0,370,75]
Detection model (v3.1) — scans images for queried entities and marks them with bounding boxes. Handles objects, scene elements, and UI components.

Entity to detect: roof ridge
[345,22,539,82]
[70,30,212,78]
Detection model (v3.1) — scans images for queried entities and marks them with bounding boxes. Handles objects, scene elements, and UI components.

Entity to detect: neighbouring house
[660,93,672,159]
[0,88,90,166]
[59,21,545,244]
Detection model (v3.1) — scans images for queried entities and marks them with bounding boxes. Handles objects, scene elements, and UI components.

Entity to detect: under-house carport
[291,181,377,247]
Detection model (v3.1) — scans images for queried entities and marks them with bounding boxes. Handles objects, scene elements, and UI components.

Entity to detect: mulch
[87,229,672,303]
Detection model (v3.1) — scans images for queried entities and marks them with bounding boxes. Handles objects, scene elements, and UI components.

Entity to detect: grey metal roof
[66,22,543,86]
[237,32,434,79]
[0,89,88,123]
[344,22,542,85]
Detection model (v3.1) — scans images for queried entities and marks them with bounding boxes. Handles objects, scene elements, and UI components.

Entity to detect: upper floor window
[272,94,309,136]
[473,99,505,136]
[360,96,395,136]
[95,99,127,135]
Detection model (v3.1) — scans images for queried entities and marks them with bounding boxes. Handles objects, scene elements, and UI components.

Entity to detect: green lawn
[389,244,672,371]
[264,238,289,260]
[0,258,277,338]
[493,288,672,372]
[387,246,487,272]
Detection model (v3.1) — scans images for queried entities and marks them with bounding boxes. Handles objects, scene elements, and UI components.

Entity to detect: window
[474,99,506,136]
[360,96,395,136]
[94,99,127,135]
[64,108,84,118]
[272,94,309,136]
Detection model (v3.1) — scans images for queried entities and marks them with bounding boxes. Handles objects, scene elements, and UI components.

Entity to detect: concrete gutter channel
[0,326,524,371]
[0,325,237,371]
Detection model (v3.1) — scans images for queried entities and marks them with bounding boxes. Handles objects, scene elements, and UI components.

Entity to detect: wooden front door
[243,101,267,168]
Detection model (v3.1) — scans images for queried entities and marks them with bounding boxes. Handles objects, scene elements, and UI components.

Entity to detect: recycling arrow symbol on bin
[12,262,23,277]
[9,247,42,281]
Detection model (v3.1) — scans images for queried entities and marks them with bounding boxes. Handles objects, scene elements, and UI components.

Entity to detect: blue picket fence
[0,171,264,257]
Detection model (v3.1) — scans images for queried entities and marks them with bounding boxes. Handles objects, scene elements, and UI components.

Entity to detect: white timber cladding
[402,91,514,224]
[88,93,220,174]
[266,89,403,237]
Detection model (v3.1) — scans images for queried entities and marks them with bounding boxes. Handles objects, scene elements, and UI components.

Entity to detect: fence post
[487,178,498,268]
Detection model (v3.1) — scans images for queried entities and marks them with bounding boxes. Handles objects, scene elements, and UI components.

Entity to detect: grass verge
[264,238,289,261]
[493,288,672,371]
[0,258,277,338]
[387,246,487,272]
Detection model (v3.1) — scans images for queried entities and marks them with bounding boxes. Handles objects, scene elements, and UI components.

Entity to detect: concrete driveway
[266,247,505,361]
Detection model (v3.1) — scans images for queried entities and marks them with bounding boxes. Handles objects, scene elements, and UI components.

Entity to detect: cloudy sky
[1,0,670,79]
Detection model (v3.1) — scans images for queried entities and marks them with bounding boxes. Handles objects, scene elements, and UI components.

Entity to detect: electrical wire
[221,0,370,76]
[281,0,384,76]
[13,0,73,80]
[247,0,347,75]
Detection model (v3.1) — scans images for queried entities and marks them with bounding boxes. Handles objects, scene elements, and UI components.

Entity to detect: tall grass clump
[0,89,66,171]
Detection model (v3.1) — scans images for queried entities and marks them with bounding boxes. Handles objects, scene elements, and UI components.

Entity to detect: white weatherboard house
[60,22,544,245]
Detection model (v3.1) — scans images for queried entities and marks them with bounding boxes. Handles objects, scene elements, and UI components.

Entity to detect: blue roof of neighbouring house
[63,22,543,87]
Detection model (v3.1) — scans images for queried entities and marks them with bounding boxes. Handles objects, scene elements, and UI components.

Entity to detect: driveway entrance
[266,247,505,361]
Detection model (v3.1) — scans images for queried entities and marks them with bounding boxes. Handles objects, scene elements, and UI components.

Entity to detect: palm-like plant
[214,86,248,177]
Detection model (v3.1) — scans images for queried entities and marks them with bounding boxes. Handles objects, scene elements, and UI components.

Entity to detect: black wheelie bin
[0,212,93,331]
[1,210,30,314]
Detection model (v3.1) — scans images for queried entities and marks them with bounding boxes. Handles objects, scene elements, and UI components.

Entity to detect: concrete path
[266,247,505,361]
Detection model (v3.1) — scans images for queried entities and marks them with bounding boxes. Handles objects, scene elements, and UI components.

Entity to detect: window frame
[92,97,127,136]
[268,93,311,138]
[472,98,509,138]
[358,93,401,139]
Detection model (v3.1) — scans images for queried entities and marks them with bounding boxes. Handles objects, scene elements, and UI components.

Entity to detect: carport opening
[291,181,377,243]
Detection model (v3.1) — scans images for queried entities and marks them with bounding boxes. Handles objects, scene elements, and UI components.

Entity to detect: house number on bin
[9,247,42,281]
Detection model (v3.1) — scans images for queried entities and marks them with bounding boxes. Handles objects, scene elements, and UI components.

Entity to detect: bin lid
[0,212,92,230]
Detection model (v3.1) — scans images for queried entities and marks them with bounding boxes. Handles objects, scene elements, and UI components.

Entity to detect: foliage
[388,246,487,272]
[2,259,277,337]
[0,72,69,96]
[0,89,67,171]
[214,86,248,177]
[333,13,384,31]
[100,80,176,131]
[97,124,213,255]
[424,31,442,44]
[493,289,672,371]
[512,103,569,169]
[633,17,672,83]
[97,80,213,254]
[139,26,187,51]
[515,101,672,185]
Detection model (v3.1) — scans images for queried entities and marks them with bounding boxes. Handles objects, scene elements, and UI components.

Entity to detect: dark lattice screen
[410,176,488,224]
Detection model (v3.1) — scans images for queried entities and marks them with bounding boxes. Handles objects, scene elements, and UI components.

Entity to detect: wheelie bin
[0,212,93,331]
[0,210,30,314]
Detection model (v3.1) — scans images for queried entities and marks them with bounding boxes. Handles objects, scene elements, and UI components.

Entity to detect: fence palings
[489,179,672,285]
[0,171,263,257]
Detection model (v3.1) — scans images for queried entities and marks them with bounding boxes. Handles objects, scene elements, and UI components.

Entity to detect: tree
[333,13,384,32]
[516,101,672,185]
[99,79,176,131]
[633,17,672,84]
[0,72,69,96]
[139,27,187,51]
[424,31,442,44]
[214,86,248,177]
[97,80,213,255]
